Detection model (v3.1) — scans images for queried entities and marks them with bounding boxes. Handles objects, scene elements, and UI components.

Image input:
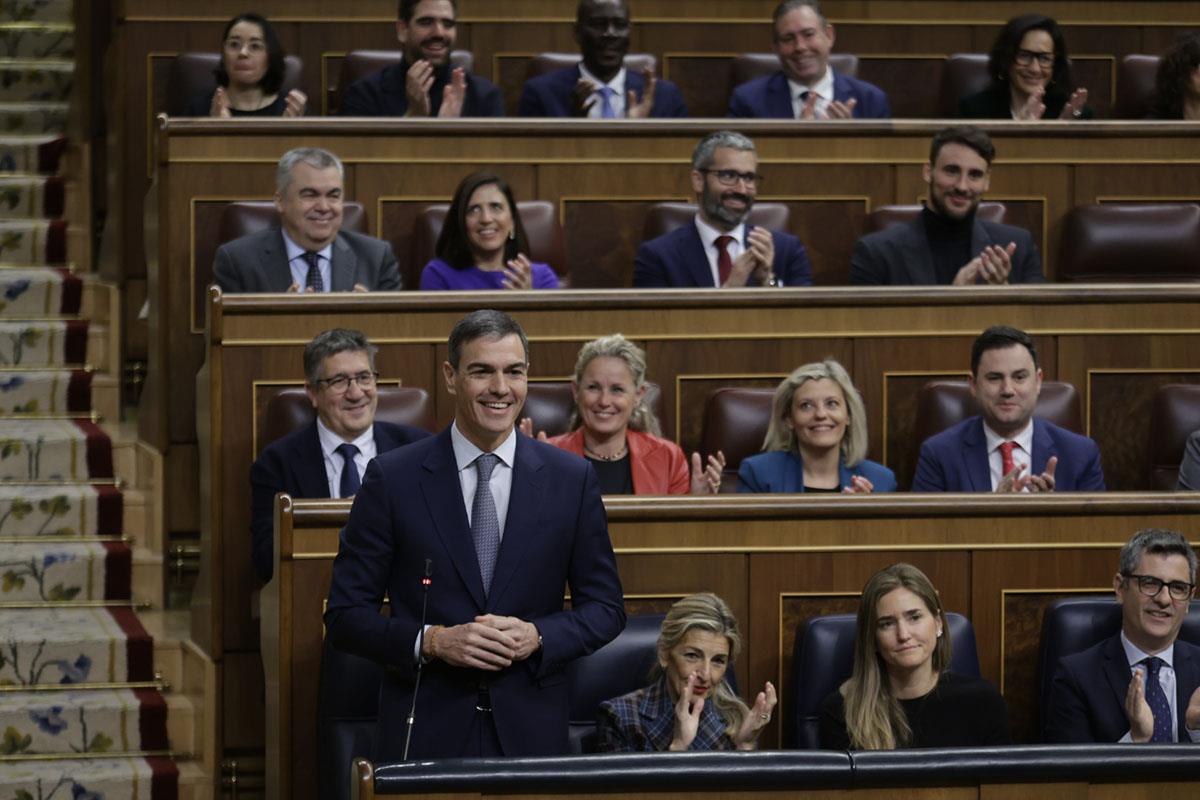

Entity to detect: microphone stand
[402,558,433,761]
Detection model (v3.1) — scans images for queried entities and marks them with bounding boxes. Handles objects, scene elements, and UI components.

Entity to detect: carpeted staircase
[0,2,188,797]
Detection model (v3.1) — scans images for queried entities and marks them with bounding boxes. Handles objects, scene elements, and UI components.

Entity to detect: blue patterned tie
[336,442,360,498]
[598,85,617,118]
[302,250,323,292]
[471,453,501,594]
[1143,657,1173,742]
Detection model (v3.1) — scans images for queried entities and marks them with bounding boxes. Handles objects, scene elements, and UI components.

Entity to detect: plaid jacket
[594,676,735,752]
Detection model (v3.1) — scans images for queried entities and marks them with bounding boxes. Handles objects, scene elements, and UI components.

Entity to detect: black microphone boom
[402,558,434,761]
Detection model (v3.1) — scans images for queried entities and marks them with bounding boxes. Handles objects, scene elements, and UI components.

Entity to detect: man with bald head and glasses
[632,130,812,288]
[248,328,429,582]
[1045,528,1200,743]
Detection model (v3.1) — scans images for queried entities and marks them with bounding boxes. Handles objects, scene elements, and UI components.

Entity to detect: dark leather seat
[316,636,384,800]
[912,380,1082,464]
[217,201,368,245]
[698,388,775,491]
[1148,384,1200,489]
[526,52,656,82]
[165,52,304,116]
[641,203,790,244]
[862,202,1006,235]
[730,53,859,88]
[566,614,663,753]
[408,201,566,290]
[937,54,990,117]
[331,49,474,114]
[1037,596,1200,741]
[522,381,664,440]
[1113,55,1160,119]
[1057,204,1200,282]
[789,612,981,748]
[258,386,436,453]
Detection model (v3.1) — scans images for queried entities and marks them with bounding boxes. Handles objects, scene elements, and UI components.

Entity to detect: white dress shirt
[281,229,332,291]
[788,67,835,119]
[983,419,1033,491]
[316,418,376,498]
[578,63,627,119]
[693,215,746,287]
[1118,631,1200,742]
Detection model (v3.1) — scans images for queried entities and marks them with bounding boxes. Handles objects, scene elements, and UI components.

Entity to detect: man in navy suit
[249,329,428,582]
[728,1,889,119]
[1045,529,1200,743]
[517,0,686,118]
[633,131,812,288]
[912,325,1104,492]
[325,310,625,759]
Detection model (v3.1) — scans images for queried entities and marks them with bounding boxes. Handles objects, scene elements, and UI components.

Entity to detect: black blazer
[339,59,504,117]
[957,84,1094,120]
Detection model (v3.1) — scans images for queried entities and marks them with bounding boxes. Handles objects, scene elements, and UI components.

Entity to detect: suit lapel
[767,72,794,118]
[1030,418,1056,477]
[1174,642,1200,738]
[901,218,939,284]
[679,225,716,287]
[420,429,487,609]
[1101,635,1133,720]
[486,434,545,610]
[329,233,356,292]
[294,423,332,497]
[625,69,644,105]
[962,418,992,491]
[372,422,398,452]
[970,217,996,261]
[262,230,294,292]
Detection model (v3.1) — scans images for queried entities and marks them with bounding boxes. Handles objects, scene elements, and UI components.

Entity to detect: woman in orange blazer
[523,334,724,495]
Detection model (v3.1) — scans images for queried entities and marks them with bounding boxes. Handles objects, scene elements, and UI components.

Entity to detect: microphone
[402,558,434,761]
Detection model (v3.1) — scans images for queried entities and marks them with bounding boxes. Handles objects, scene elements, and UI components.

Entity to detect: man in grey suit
[850,125,1044,286]
[214,147,402,293]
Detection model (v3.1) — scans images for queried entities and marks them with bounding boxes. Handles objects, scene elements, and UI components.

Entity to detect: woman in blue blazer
[738,359,896,493]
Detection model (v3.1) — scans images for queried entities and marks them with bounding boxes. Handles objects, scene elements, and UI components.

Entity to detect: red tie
[999,441,1016,477]
[715,235,734,286]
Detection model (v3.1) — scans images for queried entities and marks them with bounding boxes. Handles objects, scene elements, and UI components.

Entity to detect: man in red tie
[911,324,1105,492]
[632,130,812,288]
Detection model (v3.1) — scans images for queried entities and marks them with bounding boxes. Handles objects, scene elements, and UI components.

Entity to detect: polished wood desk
[264,493,1200,800]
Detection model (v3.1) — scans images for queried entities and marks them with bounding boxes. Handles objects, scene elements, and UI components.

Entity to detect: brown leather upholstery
[640,203,790,243]
[912,381,1082,468]
[699,388,775,491]
[259,386,436,454]
[216,201,367,246]
[525,52,656,81]
[408,201,566,289]
[165,52,304,116]
[523,381,663,440]
[329,49,475,114]
[730,53,859,88]
[937,54,990,117]
[1057,203,1200,282]
[862,202,1006,235]
[1148,384,1200,490]
[1113,55,1160,119]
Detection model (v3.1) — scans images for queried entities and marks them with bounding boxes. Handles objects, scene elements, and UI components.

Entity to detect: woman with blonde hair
[737,358,895,493]
[819,563,1010,749]
[525,334,724,495]
[596,593,776,751]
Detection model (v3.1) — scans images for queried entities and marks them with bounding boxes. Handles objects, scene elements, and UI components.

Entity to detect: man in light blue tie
[1045,528,1200,743]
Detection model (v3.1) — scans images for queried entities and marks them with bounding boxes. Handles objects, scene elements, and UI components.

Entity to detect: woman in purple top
[420,171,561,290]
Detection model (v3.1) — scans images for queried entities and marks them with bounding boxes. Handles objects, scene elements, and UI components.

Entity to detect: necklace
[584,443,628,461]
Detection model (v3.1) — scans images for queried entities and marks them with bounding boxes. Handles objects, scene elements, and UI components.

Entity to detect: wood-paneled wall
[265,494,1200,800]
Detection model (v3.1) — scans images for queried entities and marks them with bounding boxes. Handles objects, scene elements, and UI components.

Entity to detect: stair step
[0,607,155,686]
[0,368,94,415]
[0,0,73,23]
[141,609,192,693]
[0,218,65,264]
[0,134,65,174]
[0,418,113,480]
[0,687,167,756]
[0,23,75,59]
[0,757,180,797]
[0,540,130,602]
[0,100,68,133]
[0,174,62,218]
[0,58,73,102]
[0,319,105,368]
[132,543,164,609]
[0,483,122,538]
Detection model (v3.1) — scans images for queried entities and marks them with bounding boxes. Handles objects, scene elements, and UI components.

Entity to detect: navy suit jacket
[248,419,428,582]
[851,216,1045,285]
[213,228,403,293]
[727,69,890,119]
[324,427,626,760]
[911,416,1105,492]
[736,450,896,493]
[1044,634,1200,743]
[517,64,687,117]
[632,222,812,288]
[338,60,504,117]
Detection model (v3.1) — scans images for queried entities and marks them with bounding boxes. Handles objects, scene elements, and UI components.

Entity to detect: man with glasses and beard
[633,130,812,288]
[248,329,429,582]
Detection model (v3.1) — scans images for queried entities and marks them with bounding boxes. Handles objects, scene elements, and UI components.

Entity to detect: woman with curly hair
[1152,32,1200,120]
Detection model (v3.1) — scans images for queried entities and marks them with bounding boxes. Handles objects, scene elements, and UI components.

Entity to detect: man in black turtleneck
[849,125,1044,285]
[339,0,504,117]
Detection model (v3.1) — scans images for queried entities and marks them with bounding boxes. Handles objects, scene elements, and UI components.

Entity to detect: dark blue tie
[336,442,360,498]
[1143,656,1173,742]
[302,250,323,292]
[471,453,501,595]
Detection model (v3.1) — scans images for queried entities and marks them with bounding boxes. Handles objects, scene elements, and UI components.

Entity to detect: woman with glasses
[523,334,724,495]
[819,563,1011,749]
[957,14,1091,121]
[420,171,561,290]
[738,359,895,494]
[1151,32,1200,120]
[185,13,306,117]
[595,593,776,751]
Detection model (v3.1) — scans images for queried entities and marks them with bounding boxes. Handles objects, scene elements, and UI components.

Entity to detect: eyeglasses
[316,371,378,393]
[1123,573,1195,601]
[223,38,267,54]
[699,169,763,187]
[1013,49,1055,68]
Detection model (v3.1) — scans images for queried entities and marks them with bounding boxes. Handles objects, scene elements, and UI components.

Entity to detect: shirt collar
[693,213,746,251]
[578,61,626,93]
[281,229,333,262]
[787,66,835,100]
[1121,629,1176,666]
[450,420,517,472]
[315,416,374,457]
[983,418,1034,455]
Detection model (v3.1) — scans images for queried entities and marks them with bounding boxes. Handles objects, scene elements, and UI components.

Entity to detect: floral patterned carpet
[0,2,178,797]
